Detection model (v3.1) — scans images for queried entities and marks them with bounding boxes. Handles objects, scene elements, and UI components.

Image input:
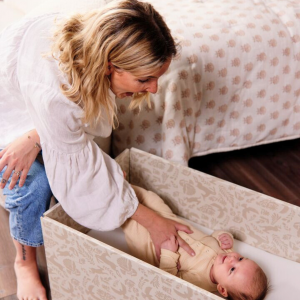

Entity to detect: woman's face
[107,59,171,99]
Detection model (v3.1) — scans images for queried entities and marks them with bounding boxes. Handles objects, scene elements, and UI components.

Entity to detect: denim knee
[1,159,52,247]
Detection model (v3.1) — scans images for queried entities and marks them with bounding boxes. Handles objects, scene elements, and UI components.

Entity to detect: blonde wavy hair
[51,0,177,128]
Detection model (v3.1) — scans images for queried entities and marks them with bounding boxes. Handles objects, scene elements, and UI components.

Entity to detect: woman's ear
[217,284,228,298]
[105,62,113,75]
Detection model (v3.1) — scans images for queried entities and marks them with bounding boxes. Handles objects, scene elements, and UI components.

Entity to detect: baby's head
[210,252,268,300]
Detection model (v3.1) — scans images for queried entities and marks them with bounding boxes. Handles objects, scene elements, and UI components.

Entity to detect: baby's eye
[138,79,149,83]
[230,267,235,273]
[239,257,244,261]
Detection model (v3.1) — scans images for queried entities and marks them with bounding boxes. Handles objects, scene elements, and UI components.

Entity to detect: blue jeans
[1,154,52,247]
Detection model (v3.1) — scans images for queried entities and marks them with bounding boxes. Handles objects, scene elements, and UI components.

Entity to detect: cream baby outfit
[122,185,233,292]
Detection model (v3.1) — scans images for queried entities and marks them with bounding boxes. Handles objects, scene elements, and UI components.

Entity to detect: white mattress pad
[87,217,300,300]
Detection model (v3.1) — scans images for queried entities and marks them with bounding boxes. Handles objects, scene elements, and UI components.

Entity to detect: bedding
[112,0,300,165]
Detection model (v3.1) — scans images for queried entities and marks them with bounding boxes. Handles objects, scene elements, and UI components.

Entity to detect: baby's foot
[14,259,47,300]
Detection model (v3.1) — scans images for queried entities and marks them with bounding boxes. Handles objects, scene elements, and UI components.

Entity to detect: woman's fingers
[0,152,7,173]
[8,170,21,190]
[0,160,29,190]
[0,166,14,189]
[0,129,41,189]
[0,148,6,159]
[176,235,195,256]
[174,222,193,234]
[0,177,8,188]
[18,168,28,188]
[8,167,28,189]
[170,235,176,243]
[174,222,194,255]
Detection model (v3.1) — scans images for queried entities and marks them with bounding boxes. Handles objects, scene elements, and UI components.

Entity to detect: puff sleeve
[21,83,139,231]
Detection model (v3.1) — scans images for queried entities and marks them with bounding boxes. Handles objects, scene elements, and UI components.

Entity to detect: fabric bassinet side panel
[129,148,300,263]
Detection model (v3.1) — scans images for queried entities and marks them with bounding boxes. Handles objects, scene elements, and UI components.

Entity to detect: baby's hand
[218,233,233,250]
[161,235,179,252]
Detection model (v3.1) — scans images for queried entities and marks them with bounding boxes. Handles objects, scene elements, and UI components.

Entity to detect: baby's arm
[212,231,234,250]
[159,236,180,275]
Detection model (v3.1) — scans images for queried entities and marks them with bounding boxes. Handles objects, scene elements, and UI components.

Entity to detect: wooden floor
[189,138,300,207]
[0,137,300,299]
[0,205,17,300]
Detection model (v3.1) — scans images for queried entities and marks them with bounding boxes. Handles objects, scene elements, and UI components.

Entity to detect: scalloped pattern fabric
[112,0,300,165]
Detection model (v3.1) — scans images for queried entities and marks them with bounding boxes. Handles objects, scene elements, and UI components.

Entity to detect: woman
[0,1,194,299]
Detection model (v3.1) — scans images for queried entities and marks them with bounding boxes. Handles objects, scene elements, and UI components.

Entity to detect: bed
[112,0,300,165]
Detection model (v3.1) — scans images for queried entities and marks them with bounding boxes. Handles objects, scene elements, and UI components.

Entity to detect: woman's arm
[0,129,41,190]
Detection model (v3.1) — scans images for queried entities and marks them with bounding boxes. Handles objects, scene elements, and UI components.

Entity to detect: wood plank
[221,157,287,199]
[0,207,15,264]
[0,206,17,299]
[36,246,51,300]
[190,150,284,199]
[246,157,299,200]
[252,141,300,183]
[0,266,17,299]
[188,139,300,206]
[251,155,300,201]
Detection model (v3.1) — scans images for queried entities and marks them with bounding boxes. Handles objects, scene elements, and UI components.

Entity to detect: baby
[122,185,268,300]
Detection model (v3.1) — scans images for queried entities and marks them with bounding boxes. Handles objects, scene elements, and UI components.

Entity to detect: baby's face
[211,252,258,292]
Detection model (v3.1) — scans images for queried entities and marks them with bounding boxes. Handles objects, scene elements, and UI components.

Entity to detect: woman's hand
[161,235,179,253]
[0,129,41,190]
[131,203,195,260]
[149,213,195,260]
[218,233,233,250]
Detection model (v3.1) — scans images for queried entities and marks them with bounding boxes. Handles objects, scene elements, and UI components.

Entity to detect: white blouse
[0,14,139,230]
